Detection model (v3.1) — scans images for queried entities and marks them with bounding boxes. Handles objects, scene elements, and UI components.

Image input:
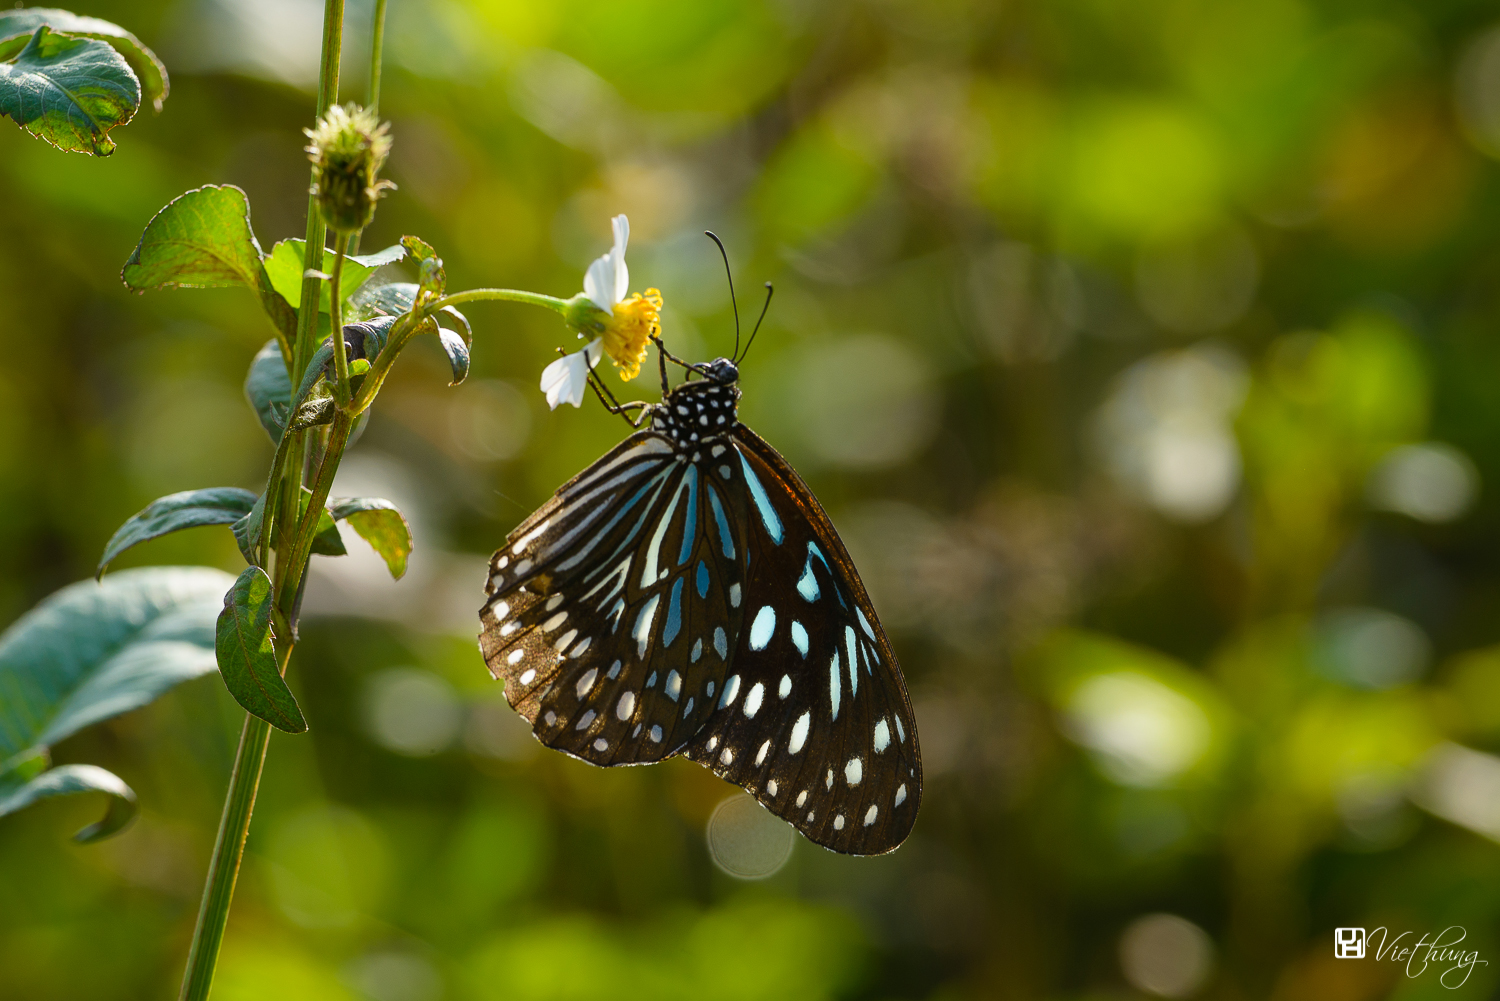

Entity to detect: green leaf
[120,185,295,354]
[97,487,259,577]
[0,8,168,112]
[0,566,233,763]
[302,488,347,557]
[0,25,138,156]
[231,493,266,565]
[245,340,292,442]
[330,498,412,579]
[215,567,304,733]
[438,327,471,386]
[350,281,416,319]
[263,239,405,314]
[0,763,136,843]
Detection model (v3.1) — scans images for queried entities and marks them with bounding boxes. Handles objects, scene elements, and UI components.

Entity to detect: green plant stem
[281,412,354,595]
[430,288,569,312]
[293,0,345,379]
[178,2,345,999]
[329,234,352,408]
[176,637,284,1000]
[368,0,387,112]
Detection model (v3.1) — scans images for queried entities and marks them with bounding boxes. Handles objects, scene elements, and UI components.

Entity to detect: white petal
[583,253,616,312]
[539,339,601,410]
[610,214,630,304]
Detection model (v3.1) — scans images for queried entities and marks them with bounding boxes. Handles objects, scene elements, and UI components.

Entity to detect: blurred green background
[6,0,1500,998]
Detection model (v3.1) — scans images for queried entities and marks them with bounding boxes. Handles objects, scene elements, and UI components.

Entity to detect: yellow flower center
[600,288,662,380]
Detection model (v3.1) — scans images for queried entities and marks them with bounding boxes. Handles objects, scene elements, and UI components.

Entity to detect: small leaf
[0,25,138,155]
[245,340,292,442]
[98,487,259,577]
[0,763,137,842]
[400,236,446,296]
[263,239,405,314]
[343,315,397,360]
[0,8,169,111]
[330,498,412,579]
[438,304,472,344]
[287,394,336,432]
[216,567,305,733]
[0,567,234,763]
[231,493,266,565]
[292,486,347,557]
[438,327,471,386]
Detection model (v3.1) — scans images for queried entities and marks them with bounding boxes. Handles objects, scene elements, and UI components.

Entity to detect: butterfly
[477,246,921,855]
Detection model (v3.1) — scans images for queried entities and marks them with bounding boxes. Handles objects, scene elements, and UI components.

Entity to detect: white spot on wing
[749,606,776,650]
[650,725,663,742]
[541,611,567,632]
[845,757,863,786]
[713,627,728,659]
[863,805,878,826]
[755,740,770,765]
[617,691,636,720]
[788,712,811,754]
[729,583,741,608]
[743,682,765,718]
[829,650,841,721]
[554,629,577,653]
[720,747,733,765]
[873,719,891,752]
[719,674,741,708]
[507,649,524,665]
[834,815,845,831]
[790,621,808,657]
[575,710,596,730]
[666,670,682,701]
[519,668,535,684]
[594,738,608,752]
[576,668,598,698]
[796,790,807,807]
[545,593,564,612]
[491,600,510,618]
[857,606,876,640]
[767,779,778,796]
[895,783,907,806]
[778,675,791,698]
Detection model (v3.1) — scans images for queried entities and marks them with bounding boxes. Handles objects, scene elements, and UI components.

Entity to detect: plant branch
[369,0,387,112]
[178,2,345,999]
[429,288,570,312]
[329,233,352,408]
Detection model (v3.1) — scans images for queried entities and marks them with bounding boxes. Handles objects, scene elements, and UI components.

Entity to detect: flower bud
[305,103,395,235]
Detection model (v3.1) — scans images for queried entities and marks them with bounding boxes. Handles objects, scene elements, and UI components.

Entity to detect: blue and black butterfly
[478,241,921,855]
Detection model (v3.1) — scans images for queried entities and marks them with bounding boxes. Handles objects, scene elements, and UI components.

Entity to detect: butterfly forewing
[681,427,922,854]
[480,431,748,764]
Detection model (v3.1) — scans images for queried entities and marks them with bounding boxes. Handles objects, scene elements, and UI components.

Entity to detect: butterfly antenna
[706,231,741,359]
[739,282,773,363]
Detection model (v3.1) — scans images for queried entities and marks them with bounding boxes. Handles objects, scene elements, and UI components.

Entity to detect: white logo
[1333,925,1488,988]
[1335,928,1366,959]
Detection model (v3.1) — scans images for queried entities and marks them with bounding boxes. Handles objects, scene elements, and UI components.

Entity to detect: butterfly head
[699,357,740,385]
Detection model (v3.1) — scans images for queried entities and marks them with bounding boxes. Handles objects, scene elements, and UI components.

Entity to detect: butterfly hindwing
[480,431,748,764]
[682,426,923,855]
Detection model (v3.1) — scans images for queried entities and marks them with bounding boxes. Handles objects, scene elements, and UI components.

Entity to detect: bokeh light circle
[1119,913,1215,998]
[706,793,795,879]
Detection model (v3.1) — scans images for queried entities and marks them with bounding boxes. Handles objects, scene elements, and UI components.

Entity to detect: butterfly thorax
[649,361,741,450]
